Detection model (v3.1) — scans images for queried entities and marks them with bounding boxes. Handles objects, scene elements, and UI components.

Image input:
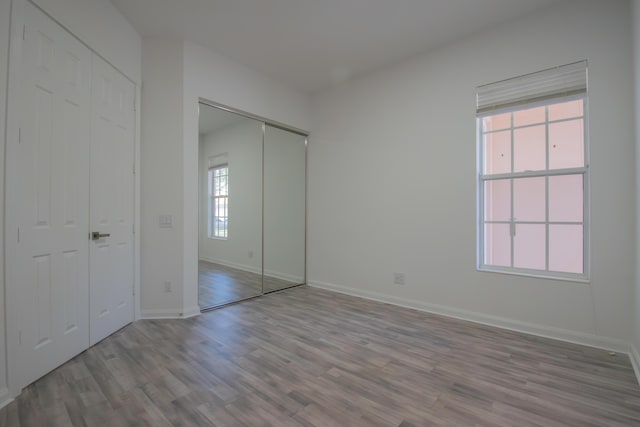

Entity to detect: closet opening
[197,101,307,310]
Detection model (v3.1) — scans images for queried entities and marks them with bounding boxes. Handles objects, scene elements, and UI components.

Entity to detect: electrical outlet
[164,281,172,293]
[248,250,254,259]
[393,272,405,286]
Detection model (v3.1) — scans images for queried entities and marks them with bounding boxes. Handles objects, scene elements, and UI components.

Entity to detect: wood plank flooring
[198,261,298,309]
[2,286,640,426]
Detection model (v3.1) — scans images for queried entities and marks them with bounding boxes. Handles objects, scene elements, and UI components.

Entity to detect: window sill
[477,266,590,284]
[208,236,228,241]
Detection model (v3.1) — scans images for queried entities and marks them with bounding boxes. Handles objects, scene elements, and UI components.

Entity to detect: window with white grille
[209,164,229,239]
[477,62,589,281]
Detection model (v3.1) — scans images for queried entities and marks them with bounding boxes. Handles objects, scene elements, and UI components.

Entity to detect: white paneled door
[10,2,135,390]
[13,2,92,388]
[89,56,135,346]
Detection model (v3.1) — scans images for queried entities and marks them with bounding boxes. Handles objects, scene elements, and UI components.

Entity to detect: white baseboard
[200,257,303,284]
[308,280,630,354]
[140,308,183,319]
[141,305,202,319]
[0,387,13,410]
[630,344,640,385]
[264,269,304,284]
[199,256,261,276]
[182,306,201,319]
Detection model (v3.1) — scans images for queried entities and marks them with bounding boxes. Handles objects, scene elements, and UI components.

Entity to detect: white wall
[199,121,263,273]
[632,0,640,369]
[184,42,310,132]
[0,0,11,406]
[140,39,310,317]
[308,0,635,349]
[181,40,310,313]
[140,39,184,317]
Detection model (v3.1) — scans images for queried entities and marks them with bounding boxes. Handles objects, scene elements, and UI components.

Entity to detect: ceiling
[110,0,565,95]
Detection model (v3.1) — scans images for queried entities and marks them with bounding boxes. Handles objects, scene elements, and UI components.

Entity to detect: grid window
[478,98,588,280]
[209,164,228,239]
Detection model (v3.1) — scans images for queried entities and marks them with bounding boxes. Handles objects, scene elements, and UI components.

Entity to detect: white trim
[199,256,262,276]
[308,280,630,354]
[0,388,14,410]
[140,307,201,320]
[134,79,141,321]
[481,166,587,181]
[263,269,304,285]
[477,266,590,284]
[140,309,182,319]
[5,0,26,399]
[199,257,303,284]
[630,344,640,385]
[478,96,590,281]
[181,306,201,319]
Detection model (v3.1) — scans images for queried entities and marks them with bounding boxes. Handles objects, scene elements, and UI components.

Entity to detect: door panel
[11,3,136,389]
[89,56,134,345]
[263,126,306,292]
[13,2,91,388]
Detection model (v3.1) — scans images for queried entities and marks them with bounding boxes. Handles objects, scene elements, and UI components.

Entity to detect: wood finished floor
[198,261,298,309]
[2,286,640,426]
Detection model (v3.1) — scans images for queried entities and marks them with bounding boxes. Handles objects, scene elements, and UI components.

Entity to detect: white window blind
[476,61,587,114]
[208,152,228,169]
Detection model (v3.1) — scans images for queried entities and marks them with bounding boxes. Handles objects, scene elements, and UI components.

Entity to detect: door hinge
[18,128,21,144]
[22,25,26,40]
[17,227,20,243]
[18,330,22,345]
[132,223,135,234]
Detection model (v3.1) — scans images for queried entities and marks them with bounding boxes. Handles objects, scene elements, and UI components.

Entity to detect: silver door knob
[91,231,111,240]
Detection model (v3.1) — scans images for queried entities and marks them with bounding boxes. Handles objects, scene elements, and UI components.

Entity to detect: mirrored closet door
[198,102,307,310]
[198,104,264,308]
[263,125,307,293]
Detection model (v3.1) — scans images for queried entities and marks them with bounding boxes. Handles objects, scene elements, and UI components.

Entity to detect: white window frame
[209,164,229,240]
[477,94,590,282]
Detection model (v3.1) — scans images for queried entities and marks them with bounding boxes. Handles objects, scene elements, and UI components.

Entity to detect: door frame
[3,0,141,399]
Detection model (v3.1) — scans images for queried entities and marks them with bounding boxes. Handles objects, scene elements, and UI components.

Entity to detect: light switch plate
[159,214,173,228]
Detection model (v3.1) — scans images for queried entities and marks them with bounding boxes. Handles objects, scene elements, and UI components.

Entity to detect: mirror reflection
[198,103,263,309]
[263,125,306,292]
